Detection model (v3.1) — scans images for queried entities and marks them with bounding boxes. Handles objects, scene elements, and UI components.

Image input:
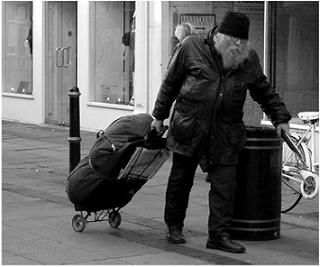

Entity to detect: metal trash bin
[230,127,282,241]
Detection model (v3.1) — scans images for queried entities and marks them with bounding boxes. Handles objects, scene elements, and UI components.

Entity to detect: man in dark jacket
[151,12,291,253]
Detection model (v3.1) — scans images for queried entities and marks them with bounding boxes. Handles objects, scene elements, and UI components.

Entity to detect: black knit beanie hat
[218,11,250,40]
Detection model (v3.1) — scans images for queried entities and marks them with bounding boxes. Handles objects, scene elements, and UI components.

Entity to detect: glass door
[45,1,77,125]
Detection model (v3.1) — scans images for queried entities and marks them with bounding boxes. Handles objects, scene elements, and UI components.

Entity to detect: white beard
[214,34,250,70]
[221,45,249,70]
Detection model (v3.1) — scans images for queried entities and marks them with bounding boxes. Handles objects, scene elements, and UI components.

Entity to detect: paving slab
[2,251,40,265]
[3,238,108,265]
[120,252,209,265]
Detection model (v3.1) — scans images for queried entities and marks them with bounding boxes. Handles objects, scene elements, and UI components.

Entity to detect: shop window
[89,1,135,106]
[268,2,318,119]
[2,1,33,95]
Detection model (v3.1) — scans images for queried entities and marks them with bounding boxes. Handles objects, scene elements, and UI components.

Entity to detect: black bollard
[68,85,82,173]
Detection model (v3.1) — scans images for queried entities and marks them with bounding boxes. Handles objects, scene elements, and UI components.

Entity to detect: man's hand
[276,122,290,137]
[151,119,164,135]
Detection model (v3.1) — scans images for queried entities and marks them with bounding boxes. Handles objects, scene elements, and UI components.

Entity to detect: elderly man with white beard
[151,12,291,253]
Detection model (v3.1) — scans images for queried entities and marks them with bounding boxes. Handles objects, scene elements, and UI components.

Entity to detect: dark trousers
[164,152,199,228]
[207,165,237,238]
[164,152,237,238]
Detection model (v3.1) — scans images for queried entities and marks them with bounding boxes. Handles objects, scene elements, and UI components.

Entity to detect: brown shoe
[167,226,186,244]
[206,236,245,253]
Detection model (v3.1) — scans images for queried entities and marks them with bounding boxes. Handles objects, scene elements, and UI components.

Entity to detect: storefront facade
[2,2,319,139]
[2,1,159,130]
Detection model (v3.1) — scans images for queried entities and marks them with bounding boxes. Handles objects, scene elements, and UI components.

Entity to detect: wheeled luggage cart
[71,144,169,232]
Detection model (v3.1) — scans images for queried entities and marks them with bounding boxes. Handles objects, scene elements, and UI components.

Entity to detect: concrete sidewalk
[2,120,319,265]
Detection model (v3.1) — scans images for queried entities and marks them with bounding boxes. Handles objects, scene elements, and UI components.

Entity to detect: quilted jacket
[152,32,291,167]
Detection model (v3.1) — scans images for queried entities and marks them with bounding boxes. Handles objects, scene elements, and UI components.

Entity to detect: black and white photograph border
[2,1,319,265]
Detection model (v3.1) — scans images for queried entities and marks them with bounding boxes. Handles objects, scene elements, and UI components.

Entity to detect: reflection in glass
[90,1,135,105]
[2,1,33,94]
[271,2,318,117]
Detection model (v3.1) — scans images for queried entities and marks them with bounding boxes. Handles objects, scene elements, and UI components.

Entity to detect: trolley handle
[144,126,168,148]
[147,126,168,139]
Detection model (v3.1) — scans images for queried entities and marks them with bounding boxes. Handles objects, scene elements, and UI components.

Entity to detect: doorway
[45,1,77,126]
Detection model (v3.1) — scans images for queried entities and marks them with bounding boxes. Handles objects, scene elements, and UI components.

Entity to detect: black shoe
[206,236,245,253]
[167,226,186,244]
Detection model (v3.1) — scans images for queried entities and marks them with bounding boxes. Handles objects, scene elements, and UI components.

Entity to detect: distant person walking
[175,22,196,42]
[170,22,196,64]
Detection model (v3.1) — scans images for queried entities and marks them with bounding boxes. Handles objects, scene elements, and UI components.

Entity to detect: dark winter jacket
[152,32,291,167]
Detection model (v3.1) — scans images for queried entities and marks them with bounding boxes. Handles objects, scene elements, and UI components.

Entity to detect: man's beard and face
[214,33,249,70]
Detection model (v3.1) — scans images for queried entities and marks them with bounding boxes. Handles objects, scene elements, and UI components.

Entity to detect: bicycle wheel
[281,136,306,213]
[281,174,302,213]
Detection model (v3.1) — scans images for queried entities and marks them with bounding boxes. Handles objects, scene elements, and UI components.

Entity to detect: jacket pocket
[171,110,196,144]
[225,123,246,152]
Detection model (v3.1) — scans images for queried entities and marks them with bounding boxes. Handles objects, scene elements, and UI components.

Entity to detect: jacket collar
[204,26,224,73]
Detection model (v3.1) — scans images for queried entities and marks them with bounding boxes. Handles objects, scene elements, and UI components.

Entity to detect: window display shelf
[87,101,134,111]
[2,92,34,100]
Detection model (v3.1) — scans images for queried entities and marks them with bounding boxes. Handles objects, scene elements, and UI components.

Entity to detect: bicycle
[281,111,319,213]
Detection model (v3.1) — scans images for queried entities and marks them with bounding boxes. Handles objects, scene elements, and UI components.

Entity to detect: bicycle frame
[287,121,319,169]
[282,131,310,170]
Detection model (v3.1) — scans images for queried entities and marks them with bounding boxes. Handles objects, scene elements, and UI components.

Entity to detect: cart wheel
[108,211,121,228]
[72,214,86,232]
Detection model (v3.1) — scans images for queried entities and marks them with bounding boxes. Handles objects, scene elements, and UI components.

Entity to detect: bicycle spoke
[282,177,300,193]
[281,178,302,213]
